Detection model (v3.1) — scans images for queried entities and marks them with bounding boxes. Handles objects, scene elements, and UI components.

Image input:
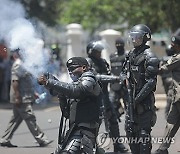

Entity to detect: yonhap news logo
[96,132,175,146]
[96,133,111,149]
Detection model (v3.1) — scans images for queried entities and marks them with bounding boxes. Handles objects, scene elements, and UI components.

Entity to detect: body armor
[86,57,110,94]
[86,56,128,153]
[127,45,159,105]
[125,45,159,154]
[47,71,101,125]
[110,52,125,76]
[110,52,126,91]
[47,71,101,154]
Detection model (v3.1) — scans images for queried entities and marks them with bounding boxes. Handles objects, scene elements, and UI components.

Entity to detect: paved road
[0,99,179,154]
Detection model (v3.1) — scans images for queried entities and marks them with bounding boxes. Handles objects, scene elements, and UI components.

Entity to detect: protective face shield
[127,24,151,49]
[128,31,145,47]
[86,41,105,59]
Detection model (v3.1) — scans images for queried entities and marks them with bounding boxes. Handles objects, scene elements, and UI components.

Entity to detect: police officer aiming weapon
[38,57,102,154]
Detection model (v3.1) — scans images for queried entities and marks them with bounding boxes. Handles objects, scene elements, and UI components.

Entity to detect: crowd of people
[0,24,180,154]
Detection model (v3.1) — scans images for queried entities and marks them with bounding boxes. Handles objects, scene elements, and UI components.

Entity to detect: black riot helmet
[86,41,94,55]
[86,41,104,59]
[129,24,151,47]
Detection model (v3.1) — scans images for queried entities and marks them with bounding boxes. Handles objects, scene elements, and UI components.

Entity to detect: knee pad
[63,138,81,154]
[139,129,152,154]
[63,135,94,154]
[80,135,94,154]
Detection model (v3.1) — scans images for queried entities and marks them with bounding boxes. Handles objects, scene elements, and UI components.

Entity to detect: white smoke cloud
[0,0,49,77]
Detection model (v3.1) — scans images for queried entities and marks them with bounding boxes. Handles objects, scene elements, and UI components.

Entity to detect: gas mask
[69,73,79,82]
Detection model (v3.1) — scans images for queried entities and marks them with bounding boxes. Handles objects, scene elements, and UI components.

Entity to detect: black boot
[114,143,128,153]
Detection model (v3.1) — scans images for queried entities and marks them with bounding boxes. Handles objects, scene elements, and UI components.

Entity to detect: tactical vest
[110,53,125,76]
[129,50,147,94]
[110,53,125,91]
[69,74,101,125]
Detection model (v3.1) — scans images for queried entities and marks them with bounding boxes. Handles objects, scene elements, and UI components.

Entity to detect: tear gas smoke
[0,0,49,77]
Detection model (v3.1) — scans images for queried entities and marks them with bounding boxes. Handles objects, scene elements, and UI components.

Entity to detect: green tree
[59,0,126,33]
[19,0,180,33]
[59,0,180,33]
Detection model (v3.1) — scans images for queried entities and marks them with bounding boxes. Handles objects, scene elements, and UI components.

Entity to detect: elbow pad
[145,57,159,78]
[135,78,156,103]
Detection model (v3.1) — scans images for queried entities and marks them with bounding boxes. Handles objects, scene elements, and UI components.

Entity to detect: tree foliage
[20,0,180,33]
[58,0,180,33]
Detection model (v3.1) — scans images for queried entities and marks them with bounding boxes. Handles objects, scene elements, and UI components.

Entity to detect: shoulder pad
[145,51,159,76]
[144,49,156,58]
[81,71,96,80]
[146,56,159,66]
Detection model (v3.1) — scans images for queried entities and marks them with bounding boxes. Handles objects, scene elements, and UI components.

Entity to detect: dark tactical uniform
[109,38,127,119]
[44,57,102,154]
[155,36,180,154]
[86,41,128,153]
[124,24,159,154]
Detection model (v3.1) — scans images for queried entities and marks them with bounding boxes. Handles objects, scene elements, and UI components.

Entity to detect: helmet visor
[129,31,145,47]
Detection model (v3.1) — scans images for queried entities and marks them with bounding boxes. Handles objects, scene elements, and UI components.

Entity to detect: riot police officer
[109,37,127,120]
[155,35,180,154]
[86,41,128,153]
[38,57,102,154]
[124,24,159,154]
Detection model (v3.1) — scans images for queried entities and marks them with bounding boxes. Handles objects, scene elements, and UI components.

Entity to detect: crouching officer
[38,57,102,154]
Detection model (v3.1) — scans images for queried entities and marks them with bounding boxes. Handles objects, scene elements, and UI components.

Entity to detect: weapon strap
[58,115,65,144]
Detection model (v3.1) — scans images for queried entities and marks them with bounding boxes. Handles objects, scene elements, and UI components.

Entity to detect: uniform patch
[131,66,138,71]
